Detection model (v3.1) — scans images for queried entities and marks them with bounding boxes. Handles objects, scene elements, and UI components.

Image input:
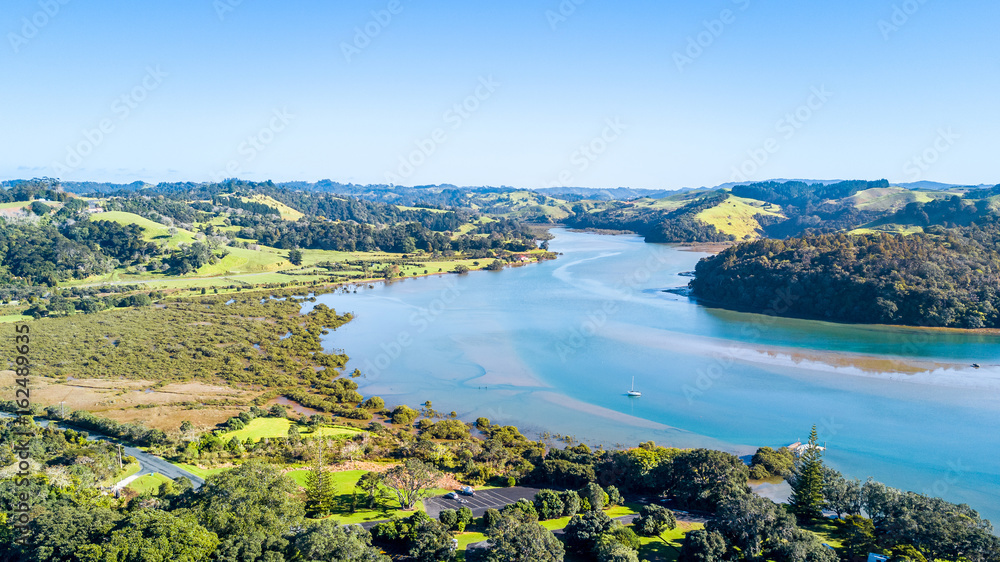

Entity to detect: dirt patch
[102,404,247,432]
[0,371,260,432]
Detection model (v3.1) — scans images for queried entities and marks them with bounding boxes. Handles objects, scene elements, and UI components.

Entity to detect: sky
[2,0,998,189]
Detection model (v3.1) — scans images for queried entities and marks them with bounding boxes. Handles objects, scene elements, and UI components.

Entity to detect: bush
[439,509,458,529]
[361,396,385,410]
[561,490,582,517]
[482,508,501,529]
[390,405,419,426]
[534,489,565,520]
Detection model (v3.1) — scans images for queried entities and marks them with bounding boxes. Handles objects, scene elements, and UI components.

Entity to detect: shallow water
[308,229,1000,524]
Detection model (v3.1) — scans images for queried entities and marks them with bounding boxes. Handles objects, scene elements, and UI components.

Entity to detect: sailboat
[627,376,641,397]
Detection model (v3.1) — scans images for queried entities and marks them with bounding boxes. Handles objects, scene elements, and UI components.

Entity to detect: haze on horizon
[3,0,998,190]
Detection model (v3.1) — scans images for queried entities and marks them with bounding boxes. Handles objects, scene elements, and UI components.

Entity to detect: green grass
[0,201,33,210]
[695,195,785,240]
[455,531,487,549]
[0,314,29,323]
[99,462,141,487]
[127,472,173,495]
[241,195,305,221]
[636,521,704,562]
[217,418,363,443]
[801,520,845,549]
[289,468,454,525]
[91,211,197,247]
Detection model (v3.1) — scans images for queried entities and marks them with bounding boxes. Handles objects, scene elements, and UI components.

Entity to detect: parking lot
[423,486,542,519]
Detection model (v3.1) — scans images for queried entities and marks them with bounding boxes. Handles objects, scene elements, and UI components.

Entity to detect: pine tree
[790,425,826,521]
[305,442,335,518]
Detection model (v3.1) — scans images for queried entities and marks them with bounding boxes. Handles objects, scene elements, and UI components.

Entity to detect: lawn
[217,418,363,443]
[127,472,173,495]
[802,519,845,549]
[286,467,453,525]
[0,314,29,324]
[100,462,141,487]
[636,521,704,562]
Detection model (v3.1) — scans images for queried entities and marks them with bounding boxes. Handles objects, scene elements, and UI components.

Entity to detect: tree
[822,467,862,519]
[79,509,219,562]
[667,449,750,512]
[456,507,473,532]
[409,519,455,562]
[191,460,304,561]
[560,490,581,517]
[581,482,608,511]
[534,489,566,520]
[789,425,825,521]
[767,529,838,562]
[632,504,677,539]
[483,508,502,529]
[678,529,727,562]
[842,515,879,558]
[595,536,639,562]
[605,485,624,508]
[707,494,795,560]
[381,459,441,510]
[22,503,122,561]
[292,519,390,562]
[439,509,458,529]
[305,443,336,518]
[564,510,615,552]
[356,471,384,509]
[485,514,565,562]
[749,446,795,479]
[288,248,303,265]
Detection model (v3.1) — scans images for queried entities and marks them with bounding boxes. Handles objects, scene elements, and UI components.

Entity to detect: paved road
[1,412,204,489]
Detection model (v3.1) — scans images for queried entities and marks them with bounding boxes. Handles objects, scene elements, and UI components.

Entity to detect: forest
[690,217,1000,328]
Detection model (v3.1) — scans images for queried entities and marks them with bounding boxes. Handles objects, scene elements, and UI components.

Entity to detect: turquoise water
[308,229,1000,524]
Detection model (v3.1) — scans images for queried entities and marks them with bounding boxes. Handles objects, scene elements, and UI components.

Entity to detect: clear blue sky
[3,0,998,189]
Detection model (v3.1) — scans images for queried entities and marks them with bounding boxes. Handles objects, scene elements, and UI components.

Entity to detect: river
[305,228,1000,524]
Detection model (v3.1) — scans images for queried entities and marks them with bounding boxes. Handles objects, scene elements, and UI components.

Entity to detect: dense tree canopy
[691,219,1000,328]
